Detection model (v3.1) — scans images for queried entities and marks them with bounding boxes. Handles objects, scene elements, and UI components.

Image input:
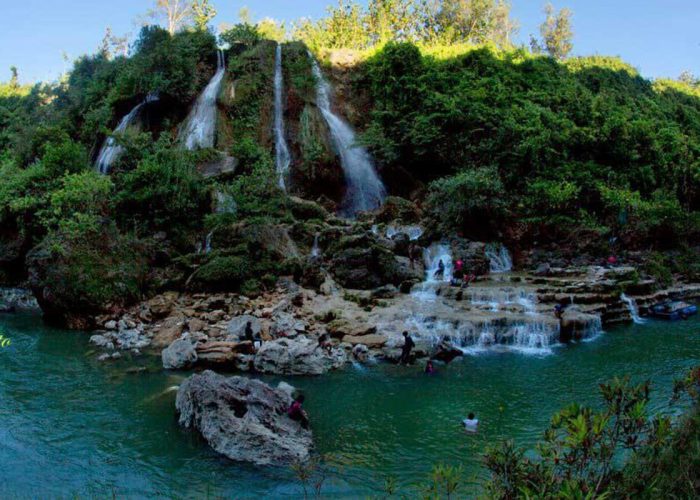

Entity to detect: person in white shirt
[463,412,479,433]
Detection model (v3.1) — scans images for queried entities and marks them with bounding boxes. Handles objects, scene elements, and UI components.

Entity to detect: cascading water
[485,244,513,273]
[311,234,321,258]
[411,243,453,302]
[309,53,386,217]
[179,49,226,150]
[469,288,537,315]
[95,94,158,174]
[621,293,646,324]
[273,44,292,190]
[204,232,213,255]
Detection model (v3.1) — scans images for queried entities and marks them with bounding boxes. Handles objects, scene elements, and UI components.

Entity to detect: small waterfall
[469,288,537,315]
[179,49,226,150]
[308,53,386,217]
[95,94,158,174]
[621,293,646,324]
[311,234,321,258]
[411,243,453,301]
[204,232,213,254]
[274,44,291,190]
[486,244,513,273]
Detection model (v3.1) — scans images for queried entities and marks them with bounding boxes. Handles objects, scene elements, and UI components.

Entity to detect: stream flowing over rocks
[80,212,700,371]
[176,371,312,465]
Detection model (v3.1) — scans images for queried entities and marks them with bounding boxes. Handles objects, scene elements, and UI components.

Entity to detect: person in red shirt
[287,394,309,429]
[454,259,464,278]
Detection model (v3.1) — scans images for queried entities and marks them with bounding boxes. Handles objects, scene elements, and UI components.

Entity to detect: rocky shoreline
[77,263,700,375]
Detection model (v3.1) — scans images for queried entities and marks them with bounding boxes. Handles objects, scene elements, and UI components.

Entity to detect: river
[0,312,697,498]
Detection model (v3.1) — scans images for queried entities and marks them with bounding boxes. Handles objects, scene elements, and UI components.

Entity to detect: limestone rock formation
[176,371,312,465]
[254,336,347,375]
[162,338,198,370]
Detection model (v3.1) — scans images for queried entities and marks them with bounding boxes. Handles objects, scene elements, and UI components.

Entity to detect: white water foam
[179,50,226,150]
[485,244,513,273]
[274,44,291,189]
[309,53,386,217]
[621,293,646,324]
[96,93,158,174]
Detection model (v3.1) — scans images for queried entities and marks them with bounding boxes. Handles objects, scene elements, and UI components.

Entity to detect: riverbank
[0,312,698,497]
[80,261,700,375]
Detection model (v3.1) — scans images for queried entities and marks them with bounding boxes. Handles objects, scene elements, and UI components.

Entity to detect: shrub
[191,256,249,291]
[426,166,507,237]
[115,146,209,234]
[40,139,90,177]
[42,171,113,234]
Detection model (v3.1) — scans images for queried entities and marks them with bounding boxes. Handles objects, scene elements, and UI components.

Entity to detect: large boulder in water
[162,338,198,369]
[176,371,312,465]
[254,336,347,375]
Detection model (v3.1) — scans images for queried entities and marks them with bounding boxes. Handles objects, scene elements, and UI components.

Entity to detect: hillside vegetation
[0,0,698,322]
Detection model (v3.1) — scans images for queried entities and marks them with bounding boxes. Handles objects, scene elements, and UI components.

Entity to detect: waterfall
[469,288,537,315]
[95,94,157,174]
[621,293,646,324]
[485,244,513,273]
[308,53,386,217]
[179,49,226,150]
[411,243,453,301]
[311,234,321,258]
[274,44,292,190]
[204,232,213,255]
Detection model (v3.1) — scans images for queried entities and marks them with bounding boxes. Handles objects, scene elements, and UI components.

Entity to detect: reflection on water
[0,312,697,497]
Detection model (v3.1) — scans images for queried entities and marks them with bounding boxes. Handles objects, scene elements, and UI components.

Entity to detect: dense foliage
[484,366,700,498]
[353,42,699,249]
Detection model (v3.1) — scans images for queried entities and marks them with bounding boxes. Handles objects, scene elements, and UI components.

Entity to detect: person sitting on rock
[463,412,479,433]
[400,331,415,365]
[434,260,445,280]
[287,394,309,429]
[244,321,262,352]
[314,333,333,354]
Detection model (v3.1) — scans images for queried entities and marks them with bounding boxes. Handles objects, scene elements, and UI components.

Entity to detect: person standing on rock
[314,333,332,355]
[244,321,261,351]
[434,260,445,280]
[408,243,420,270]
[400,331,415,365]
[287,394,309,429]
[454,259,464,279]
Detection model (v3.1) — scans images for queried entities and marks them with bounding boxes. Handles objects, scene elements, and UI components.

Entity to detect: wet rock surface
[176,371,312,465]
[254,336,347,375]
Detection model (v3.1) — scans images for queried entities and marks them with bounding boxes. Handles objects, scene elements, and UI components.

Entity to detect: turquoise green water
[0,312,698,498]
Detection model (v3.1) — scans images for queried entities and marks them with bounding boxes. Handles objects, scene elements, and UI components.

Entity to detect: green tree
[192,0,216,31]
[435,0,518,47]
[220,24,261,47]
[42,171,113,234]
[538,2,573,60]
[257,18,286,42]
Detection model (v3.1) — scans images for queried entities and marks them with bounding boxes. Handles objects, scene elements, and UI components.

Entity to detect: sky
[1,0,698,84]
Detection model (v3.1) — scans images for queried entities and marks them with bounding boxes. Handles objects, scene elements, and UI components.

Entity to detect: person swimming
[425,360,435,374]
[463,412,479,433]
